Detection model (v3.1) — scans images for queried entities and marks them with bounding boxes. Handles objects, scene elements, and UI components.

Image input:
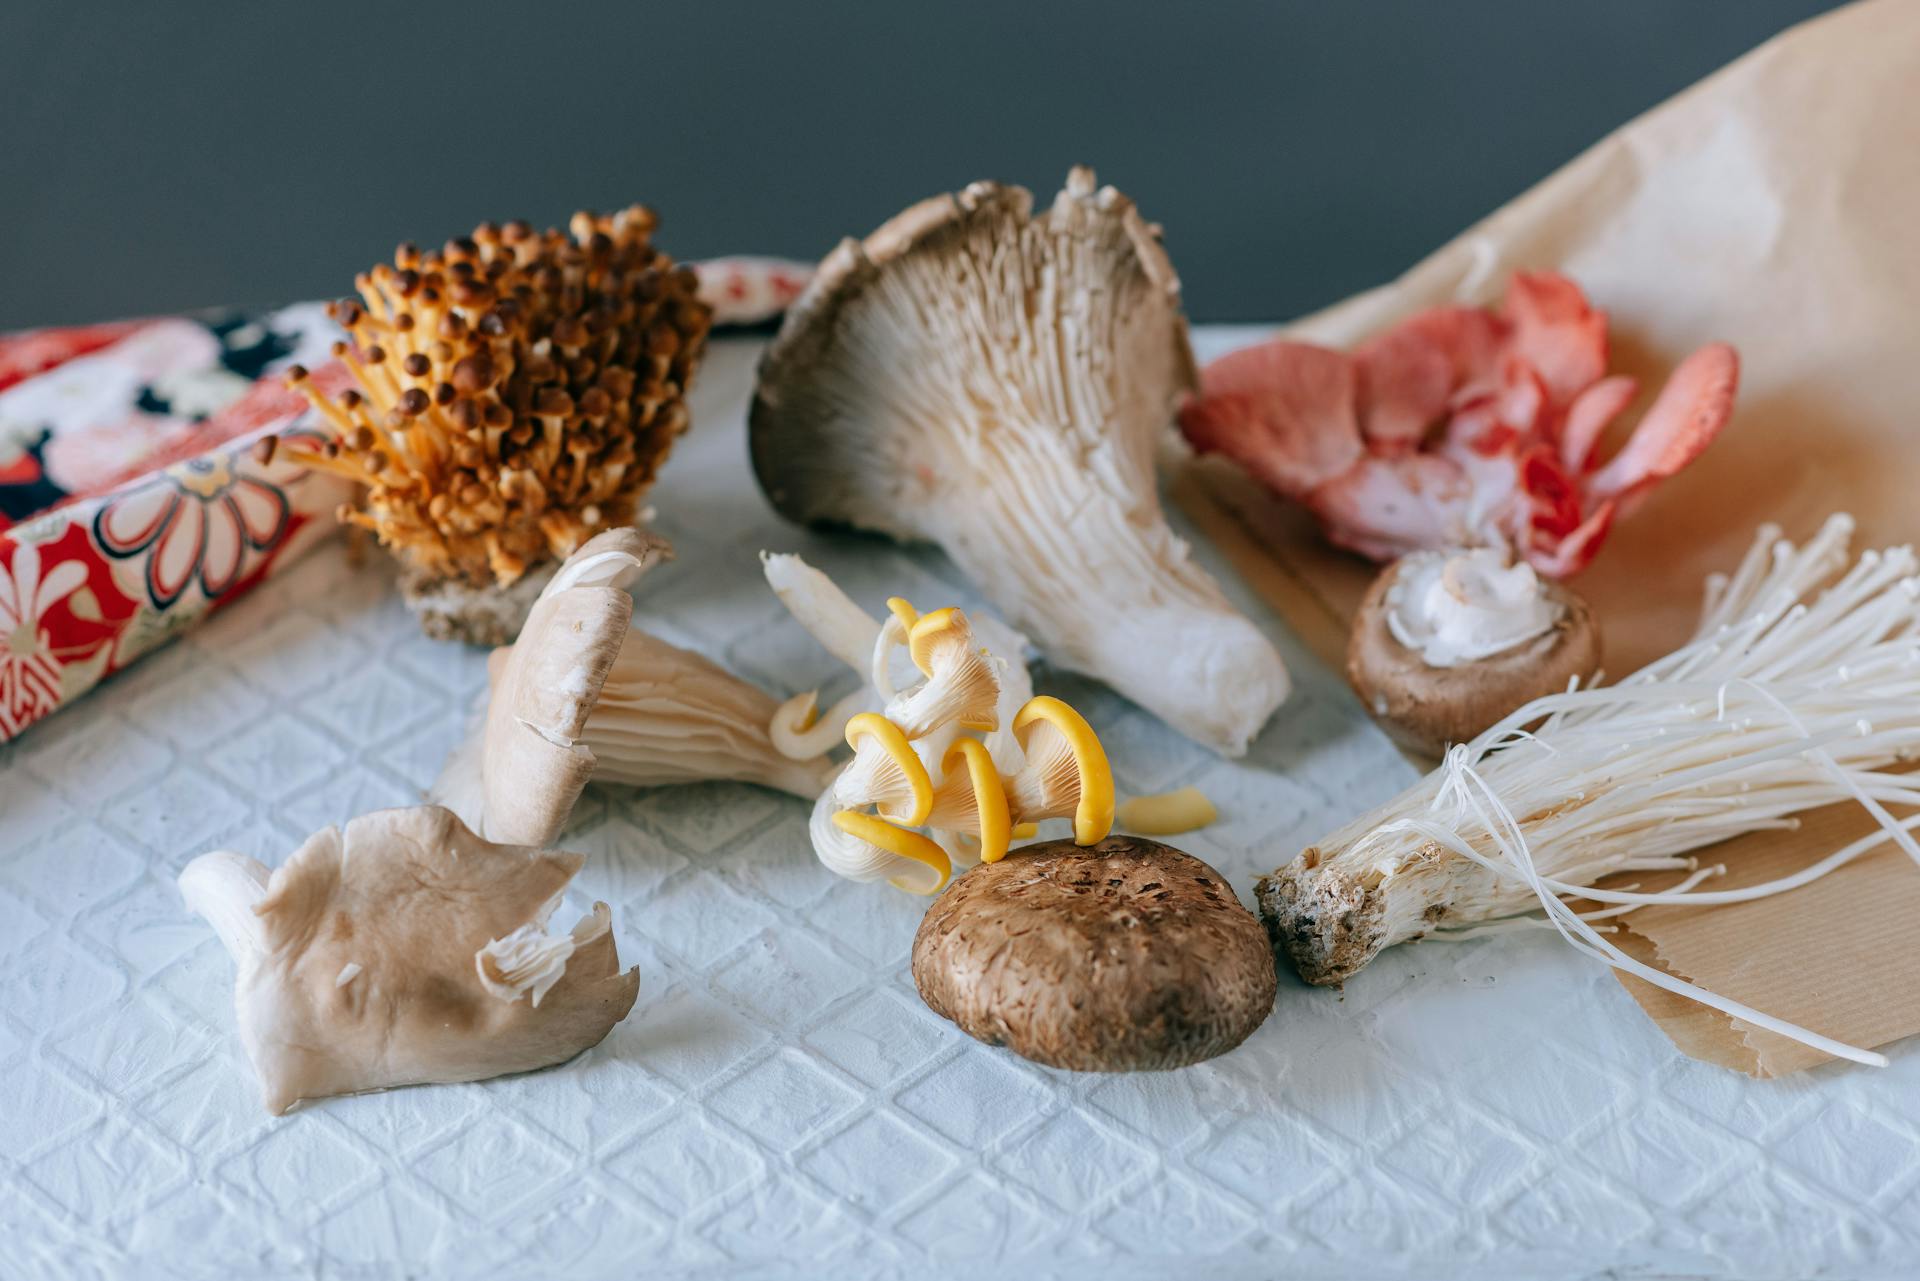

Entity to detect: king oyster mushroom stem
[434,528,835,848]
[749,167,1289,756]
[179,806,639,1115]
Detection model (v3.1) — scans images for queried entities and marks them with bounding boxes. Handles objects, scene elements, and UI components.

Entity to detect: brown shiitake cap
[912,836,1276,1071]
[1346,555,1602,759]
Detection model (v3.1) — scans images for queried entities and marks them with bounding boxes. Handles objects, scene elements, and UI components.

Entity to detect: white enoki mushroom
[1264,514,1920,1066]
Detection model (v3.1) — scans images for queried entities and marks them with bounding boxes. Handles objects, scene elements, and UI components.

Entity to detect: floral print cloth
[0,257,809,741]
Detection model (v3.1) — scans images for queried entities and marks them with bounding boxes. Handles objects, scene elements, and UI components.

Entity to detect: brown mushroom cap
[912,836,1276,1071]
[1346,556,1601,757]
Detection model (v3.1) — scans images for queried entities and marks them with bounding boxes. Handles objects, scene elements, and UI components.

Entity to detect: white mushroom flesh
[1385,547,1562,667]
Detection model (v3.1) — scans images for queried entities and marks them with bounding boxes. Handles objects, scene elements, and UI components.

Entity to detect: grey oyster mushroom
[434,528,835,849]
[912,835,1276,1070]
[179,806,639,1115]
[748,166,1290,757]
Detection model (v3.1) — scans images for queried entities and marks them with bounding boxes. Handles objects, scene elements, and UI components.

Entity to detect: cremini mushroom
[1347,547,1601,757]
[912,836,1275,1070]
[749,167,1289,756]
[277,207,713,642]
[435,529,834,848]
[178,805,639,1114]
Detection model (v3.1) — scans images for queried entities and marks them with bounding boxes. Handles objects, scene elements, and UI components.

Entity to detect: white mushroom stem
[583,628,834,798]
[762,551,882,673]
[1263,514,1918,1067]
[770,688,870,760]
[178,851,271,965]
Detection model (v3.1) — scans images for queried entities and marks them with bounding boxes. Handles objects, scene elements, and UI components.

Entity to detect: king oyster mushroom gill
[749,167,1291,756]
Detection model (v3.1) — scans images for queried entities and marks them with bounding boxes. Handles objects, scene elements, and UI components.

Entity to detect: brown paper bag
[1182,0,1920,1074]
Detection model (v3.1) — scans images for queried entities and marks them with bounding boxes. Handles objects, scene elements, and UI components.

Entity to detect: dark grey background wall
[0,2,1844,330]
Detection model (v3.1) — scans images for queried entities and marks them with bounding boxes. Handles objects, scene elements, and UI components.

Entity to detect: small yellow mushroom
[1006,696,1115,846]
[829,809,952,895]
[887,608,1001,739]
[834,712,934,825]
[925,738,1014,864]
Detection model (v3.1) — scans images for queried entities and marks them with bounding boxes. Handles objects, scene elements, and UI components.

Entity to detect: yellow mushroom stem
[1006,696,1115,846]
[831,810,952,895]
[925,738,1014,864]
[834,712,934,825]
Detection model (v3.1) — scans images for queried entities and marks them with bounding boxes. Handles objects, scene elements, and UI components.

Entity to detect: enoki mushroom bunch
[280,208,712,590]
[777,593,1114,894]
[1262,514,1920,1065]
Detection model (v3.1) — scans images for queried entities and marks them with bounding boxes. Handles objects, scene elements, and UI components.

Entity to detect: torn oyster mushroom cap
[435,528,835,849]
[178,806,639,1115]
[749,167,1289,756]
[1347,547,1601,756]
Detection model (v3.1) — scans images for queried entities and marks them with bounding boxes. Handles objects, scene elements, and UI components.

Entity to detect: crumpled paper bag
[1183,0,1920,1074]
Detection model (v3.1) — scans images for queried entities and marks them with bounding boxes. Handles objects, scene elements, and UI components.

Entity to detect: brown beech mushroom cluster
[277,207,713,642]
[434,528,835,849]
[912,836,1275,1070]
[179,806,639,1114]
[1347,548,1601,756]
[749,167,1290,756]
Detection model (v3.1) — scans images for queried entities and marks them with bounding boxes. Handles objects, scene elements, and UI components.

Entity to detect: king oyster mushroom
[179,806,639,1114]
[749,167,1290,756]
[913,836,1275,1070]
[1347,547,1601,756]
[434,528,835,848]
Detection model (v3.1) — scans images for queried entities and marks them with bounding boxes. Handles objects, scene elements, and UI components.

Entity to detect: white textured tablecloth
[3,333,1916,1280]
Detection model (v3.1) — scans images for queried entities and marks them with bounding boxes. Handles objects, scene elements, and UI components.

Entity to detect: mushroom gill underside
[751,170,1289,756]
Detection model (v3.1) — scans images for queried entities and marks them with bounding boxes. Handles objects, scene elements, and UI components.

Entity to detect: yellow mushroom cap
[887,607,999,737]
[940,738,1012,863]
[832,809,952,895]
[906,607,964,678]
[839,712,934,826]
[1011,696,1115,846]
[886,596,920,632]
